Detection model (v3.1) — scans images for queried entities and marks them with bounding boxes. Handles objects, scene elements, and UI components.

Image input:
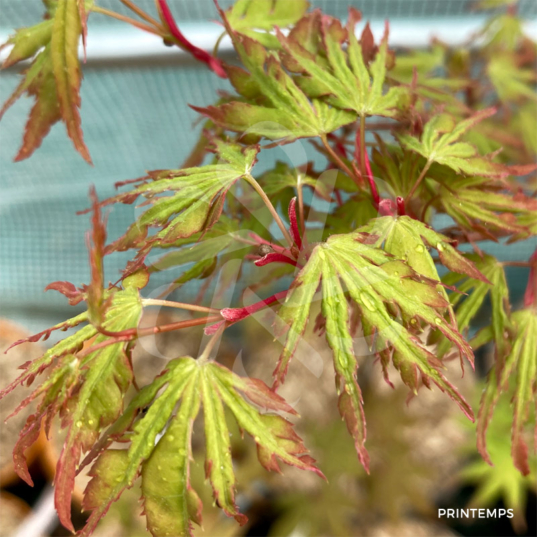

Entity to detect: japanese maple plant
[1,0,536,535]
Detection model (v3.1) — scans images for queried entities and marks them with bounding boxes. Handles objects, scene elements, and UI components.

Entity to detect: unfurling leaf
[476,309,537,476]
[275,231,475,468]
[78,358,321,537]
[0,0,91,162]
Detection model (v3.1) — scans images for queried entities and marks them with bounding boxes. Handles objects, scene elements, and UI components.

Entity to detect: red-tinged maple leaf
[274,231,475,470]
[474,308,537,476]
[0,0,91,162]
[76,358,322,537]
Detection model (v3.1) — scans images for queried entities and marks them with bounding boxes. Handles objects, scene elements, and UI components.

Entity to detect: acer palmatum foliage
[1,0,536,535]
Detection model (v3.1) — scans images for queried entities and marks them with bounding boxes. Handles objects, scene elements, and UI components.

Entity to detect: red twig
[205,290,289,334]
[156,0,227,78]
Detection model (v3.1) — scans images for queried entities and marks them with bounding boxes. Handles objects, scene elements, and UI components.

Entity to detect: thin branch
[244,173,294,249]
[92,6,161,35]
[141,298,220,314]
[119,0,164,30]
[213,30,227,57]
[320,134,361,188]
[93,315,222,340]
[406,160,432,204]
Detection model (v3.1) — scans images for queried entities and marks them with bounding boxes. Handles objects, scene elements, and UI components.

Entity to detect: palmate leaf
[104,140,258,254]
[488,55,537,103]
[275,231,475,469]
[192,8,356,142]
[0,0,91,162]
[78,357,322,537]
[276,12,406,119]
[398,109,515,178]
[475,309,537,476]
[226,0,309,48]
[147,217,250,287]
[359,215,489,286]
[437,177,537,238]
[442,254,510,357]
[459,392,536,533]
[0,284,144,532]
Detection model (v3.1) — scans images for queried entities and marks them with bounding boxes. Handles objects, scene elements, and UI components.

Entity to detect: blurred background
[0,1,536,536]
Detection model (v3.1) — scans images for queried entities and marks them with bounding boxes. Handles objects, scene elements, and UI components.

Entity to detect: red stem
[94,315,222,340]
[156,0,227,78]
[205,290,289,334]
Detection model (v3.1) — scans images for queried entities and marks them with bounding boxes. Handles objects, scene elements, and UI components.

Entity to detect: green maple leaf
[275,231,475,470]
[442,254,510,357]
[475,308,537,476]
[78,358,322,537]
[438,177,537,238]
[0,0,91,162]
[105,140,259,253]
[276,12,405,118]
[147,217,250,287]
[460,392,536,533]
[192,8,356,142]
[398,109,514,178]
[359,215,489,285]
[488,55,537,103]
[226,0,309,48]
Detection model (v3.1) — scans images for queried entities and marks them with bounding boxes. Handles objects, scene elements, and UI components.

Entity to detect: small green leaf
[78,357,320,537]
[488,55,537,103]
[443,254,510,357]
[1,20,54,68]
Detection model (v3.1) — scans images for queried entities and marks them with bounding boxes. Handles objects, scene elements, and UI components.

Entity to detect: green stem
[244,173,294,249]
[141,298,219,314]
[406,160,432,204]
[213,31,227,57]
